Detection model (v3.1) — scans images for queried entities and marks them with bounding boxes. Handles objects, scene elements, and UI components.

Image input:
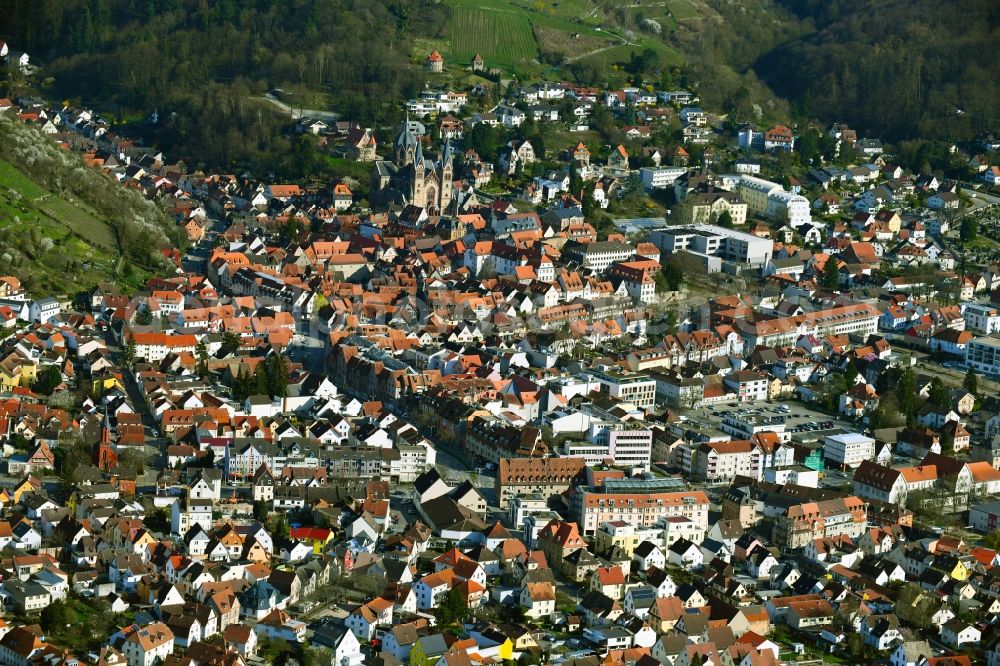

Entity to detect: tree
[717,210,733,228]
[894,366,919,425]
[232,366,251,402]
[56,434,93,490]
[118,449,146,474]
[822,257,841,290]
[435,586,467,627]
[195,339,209,376]
[984,529,1000,550]
[653,271,670,293]
[123,334,136,367]
[869,392,905,429]
[467,122,499,162]
[41,599,70,627]
[254,500,272,522]
[267,354,289,398]
[818,370,849,411]
[33,366,63,396]
[796,129,821,165]
[220,331,242,355]
[257,637,292,665]
[963,367,979,396]
[662,263,684,291]
[927,376,951,410]
[663,251,703,288]
[665,308,679,334]
[844,359,860,384]
[960,217,978,242]
[252,363,269,397]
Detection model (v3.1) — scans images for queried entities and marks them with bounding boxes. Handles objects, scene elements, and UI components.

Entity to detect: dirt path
[256,95,340,122]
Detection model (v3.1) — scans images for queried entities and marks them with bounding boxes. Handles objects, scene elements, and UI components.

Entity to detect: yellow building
[290,526,334,554]
[0,353,35,390]
[12,476,39,503]
[409,634,448,666]
[92,375,125,396]
[594,521,639,558]
[945,559,970,581]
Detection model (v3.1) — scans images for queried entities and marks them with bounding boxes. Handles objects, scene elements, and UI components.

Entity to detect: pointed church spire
[415,135,424,165]
[442,137,455,167]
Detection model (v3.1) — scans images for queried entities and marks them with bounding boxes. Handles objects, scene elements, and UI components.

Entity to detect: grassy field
[667,0,701,20]
[0,158,116,249]
[533,24,615,62]
[449,0,539,66]
[437,0,685,81]
[0,158,123,295]
[576,38,683,73]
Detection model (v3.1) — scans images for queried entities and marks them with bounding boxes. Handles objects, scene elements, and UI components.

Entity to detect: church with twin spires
[370,121,454,215]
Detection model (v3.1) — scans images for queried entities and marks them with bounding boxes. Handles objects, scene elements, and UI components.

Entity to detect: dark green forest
[0,0,450,170]
[753,0,1000,141]
[1,0,997,168]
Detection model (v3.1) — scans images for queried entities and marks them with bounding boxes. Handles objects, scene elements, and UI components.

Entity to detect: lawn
[667,0,701,20]
[450,1,539,66]
[576,38,683,74]
[0,158,47,198]
[965,235,1000,250]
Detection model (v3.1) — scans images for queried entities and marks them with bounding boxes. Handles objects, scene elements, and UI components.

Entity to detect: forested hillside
[2,0,996,157]
[0,0,450,170]
[754,0,1000,141]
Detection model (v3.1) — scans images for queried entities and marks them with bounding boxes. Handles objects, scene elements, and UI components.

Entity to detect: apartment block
[966,336,1000,378]
[961,303,1000,334]
[572,478,709,536]
[587,369,657,409]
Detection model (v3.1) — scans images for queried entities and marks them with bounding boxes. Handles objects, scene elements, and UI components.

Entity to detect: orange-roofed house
[345,597,394,640]
[764,125,795,151]
[591,566,627,600]
[520,581,556,619]
[968,461,1000,494]
[457,579,487,609]
[608,145,629,173]
[267,184,302,201]
[434,547,472,572]
[333,183,353,210]
[786,599,834,629]
[413,569,456,610]
[425,50,444,72]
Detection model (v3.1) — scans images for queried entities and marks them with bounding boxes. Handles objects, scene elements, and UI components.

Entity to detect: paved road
[962,185,1000,207]
[182,214,225,273]
[257,95,340,122]
[289,322,326,374]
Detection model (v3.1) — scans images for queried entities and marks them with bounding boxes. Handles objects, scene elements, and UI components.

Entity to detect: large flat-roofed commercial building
[640,166,689,190]
[561,240,634,273]
[966,336,1000,378]
[651,224,773,268]
[563,425,654,471]
[586,369,657,409]
[823,433,876,469]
